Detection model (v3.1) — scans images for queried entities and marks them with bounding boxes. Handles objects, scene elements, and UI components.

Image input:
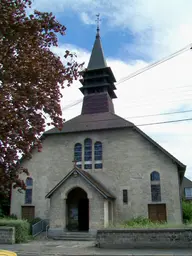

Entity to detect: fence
[32,220,44,237]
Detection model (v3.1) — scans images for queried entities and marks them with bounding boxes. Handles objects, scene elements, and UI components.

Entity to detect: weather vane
[96,13,101,32]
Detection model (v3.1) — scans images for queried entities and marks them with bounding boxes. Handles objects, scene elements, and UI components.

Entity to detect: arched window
[150,171,160,181]
[94,141,103,169]
[74,143,82,168]
[25,177,33,204]
[84,138,92,169]
[150,171,161,202]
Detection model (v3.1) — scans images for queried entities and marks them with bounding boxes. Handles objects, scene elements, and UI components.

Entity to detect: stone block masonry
[96,228,192,249]
[0,226,15,244]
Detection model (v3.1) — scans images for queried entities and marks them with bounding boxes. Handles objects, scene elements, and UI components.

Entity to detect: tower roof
[87,29,107,70]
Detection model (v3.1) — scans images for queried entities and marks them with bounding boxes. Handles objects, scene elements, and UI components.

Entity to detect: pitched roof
[87,32,107,70]
[181,176,192,188]
[44,112,134,135]
[45,167,115,199]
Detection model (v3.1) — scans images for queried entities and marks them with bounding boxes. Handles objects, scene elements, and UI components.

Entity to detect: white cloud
[80,12,95,25]
[33,0,192,59]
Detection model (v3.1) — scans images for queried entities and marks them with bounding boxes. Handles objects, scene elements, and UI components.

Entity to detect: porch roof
[45,167,115,200]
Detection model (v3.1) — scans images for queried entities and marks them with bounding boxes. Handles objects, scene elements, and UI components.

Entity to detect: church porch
[45,167,115,238]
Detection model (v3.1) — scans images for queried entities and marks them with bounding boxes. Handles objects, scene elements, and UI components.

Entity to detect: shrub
[122,216,167,228]
[0,218,30,243]
[29,217,42,226]
[182,200,192,223]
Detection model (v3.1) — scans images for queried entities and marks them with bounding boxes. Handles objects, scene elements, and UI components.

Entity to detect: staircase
[52,232,96,241]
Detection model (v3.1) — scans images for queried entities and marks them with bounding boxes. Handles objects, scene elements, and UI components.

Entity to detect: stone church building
[11,27,186,236]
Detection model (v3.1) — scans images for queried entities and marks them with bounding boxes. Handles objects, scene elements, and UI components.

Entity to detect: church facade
[10,28,186,236]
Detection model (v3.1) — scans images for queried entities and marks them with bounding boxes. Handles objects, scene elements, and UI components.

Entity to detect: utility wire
[61,44,192,112]
[62,88,192,112]
[116,43,192,85]
[137,117,192,127]
[127,109,192,119]
[62,84,192,111]
[62,99,82,111]
[118,96,192,110]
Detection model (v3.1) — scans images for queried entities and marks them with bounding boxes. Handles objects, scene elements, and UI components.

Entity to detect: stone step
[52,236,95,241]
[52,232,96,241]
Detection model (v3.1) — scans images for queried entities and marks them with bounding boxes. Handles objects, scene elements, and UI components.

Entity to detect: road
[0,240,192,255]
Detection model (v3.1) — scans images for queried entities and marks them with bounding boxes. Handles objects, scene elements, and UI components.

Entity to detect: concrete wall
[11,127,182,225]
[96,228,192,249]
[0,227,15,244]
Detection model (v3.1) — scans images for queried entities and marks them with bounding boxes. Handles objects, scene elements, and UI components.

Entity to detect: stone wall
[11,127,182,224]
[96,228,192,249]
[0,227,15,244]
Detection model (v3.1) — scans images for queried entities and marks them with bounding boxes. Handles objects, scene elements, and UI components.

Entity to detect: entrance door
[148,204,167,222]
[78,199,89,231]
[67,187,89,231]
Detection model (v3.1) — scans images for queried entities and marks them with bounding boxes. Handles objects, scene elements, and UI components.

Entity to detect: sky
[32,0,192,179]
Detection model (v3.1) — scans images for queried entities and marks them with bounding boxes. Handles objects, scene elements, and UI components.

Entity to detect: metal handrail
[46,224,49,239]
[32,220,44,237]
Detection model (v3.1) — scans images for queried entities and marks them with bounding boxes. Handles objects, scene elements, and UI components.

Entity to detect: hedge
[182,200,192,223]
[0,218,30,243]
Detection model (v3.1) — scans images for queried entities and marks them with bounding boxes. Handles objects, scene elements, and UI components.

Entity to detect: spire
[79,15,117,115]
[87,14,107,70]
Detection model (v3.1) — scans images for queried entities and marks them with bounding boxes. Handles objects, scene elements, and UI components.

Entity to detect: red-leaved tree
[0,0,83,199]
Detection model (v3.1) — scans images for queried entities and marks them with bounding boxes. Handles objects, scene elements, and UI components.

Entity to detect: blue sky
[33,0,192,179]
[54,11,148,62]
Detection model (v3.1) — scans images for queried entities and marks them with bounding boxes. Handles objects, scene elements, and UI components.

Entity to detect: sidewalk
[0,240,192,256]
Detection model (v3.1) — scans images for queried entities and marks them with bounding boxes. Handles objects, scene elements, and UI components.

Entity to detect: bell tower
[79,15,117,115]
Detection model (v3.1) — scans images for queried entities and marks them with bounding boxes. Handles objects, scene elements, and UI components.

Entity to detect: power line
[61,43,192,112]
[61,87,192,112]
[116,43,192,85]
[62,99,82,111]
[118,96,192,110]
[137,117,192,127]
[127,109,192,119]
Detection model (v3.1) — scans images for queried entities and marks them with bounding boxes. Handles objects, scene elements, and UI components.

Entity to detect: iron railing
[32,220,44,237]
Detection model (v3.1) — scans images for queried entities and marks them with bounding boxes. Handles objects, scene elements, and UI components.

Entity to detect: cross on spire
[96,13,101,36]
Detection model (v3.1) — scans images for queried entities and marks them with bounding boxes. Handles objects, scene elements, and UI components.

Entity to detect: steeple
[87,15,107,70]
[79,15,117,115]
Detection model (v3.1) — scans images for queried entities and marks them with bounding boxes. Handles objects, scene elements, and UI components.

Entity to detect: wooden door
[148,204,167,222]
[21,206,35,221]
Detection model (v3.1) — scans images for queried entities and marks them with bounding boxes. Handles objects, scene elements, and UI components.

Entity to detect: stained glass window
[151,185,161,202]
[25,178,33,204]
[84,164,92,169]
[150,171,160,181]
[25,189,32,204]
[84,138,92,161]
[74,143,82,168]
[94,142,102,161]
[150,171,161,202]
[95,163,103,169]
[94,142,102,169]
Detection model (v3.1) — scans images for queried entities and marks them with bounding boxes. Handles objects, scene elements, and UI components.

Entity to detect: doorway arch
[66,187,89,231]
